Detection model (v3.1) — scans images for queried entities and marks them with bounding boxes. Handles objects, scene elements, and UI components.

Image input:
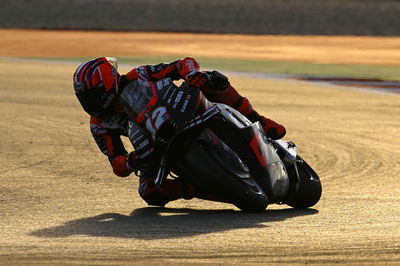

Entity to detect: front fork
[251,129,291,203]
[271,140,301,203]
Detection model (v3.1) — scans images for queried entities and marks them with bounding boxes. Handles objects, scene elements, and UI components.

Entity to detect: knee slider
[138,178,170,206]
[140,188,169,207]
[143,192,169,206]
[207,71,230,91]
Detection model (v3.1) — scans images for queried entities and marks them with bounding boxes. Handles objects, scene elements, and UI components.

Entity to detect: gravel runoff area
[0,30,399,265]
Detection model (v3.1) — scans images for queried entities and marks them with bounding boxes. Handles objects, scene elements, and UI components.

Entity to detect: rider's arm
[124,57,200,82]
[90,116,132,177]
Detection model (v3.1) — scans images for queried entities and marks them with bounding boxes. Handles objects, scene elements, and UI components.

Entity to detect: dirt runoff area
[0,30,399,265]
[2,29,400,66]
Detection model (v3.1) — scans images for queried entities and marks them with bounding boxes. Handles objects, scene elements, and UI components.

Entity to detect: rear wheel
[182,141,269,212]
[286,157,322,208]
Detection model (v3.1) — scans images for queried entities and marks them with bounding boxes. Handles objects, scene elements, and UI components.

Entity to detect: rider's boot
[236,95,286,140]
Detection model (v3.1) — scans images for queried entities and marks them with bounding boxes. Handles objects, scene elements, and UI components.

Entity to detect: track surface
[0,30,400,264]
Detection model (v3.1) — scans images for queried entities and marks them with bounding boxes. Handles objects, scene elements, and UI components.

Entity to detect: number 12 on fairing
[145,107,170,138]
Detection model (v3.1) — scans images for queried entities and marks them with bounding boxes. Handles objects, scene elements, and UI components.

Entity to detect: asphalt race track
[0,31,399,264]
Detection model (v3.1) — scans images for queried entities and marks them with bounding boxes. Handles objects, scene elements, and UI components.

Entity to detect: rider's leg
[139,177,230,206]
[202,71,286,140]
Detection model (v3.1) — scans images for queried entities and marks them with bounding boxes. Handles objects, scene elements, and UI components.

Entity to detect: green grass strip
[25,56,400,80]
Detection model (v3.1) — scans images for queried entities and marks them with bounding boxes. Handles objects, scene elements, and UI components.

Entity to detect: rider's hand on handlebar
[127,152,153,172]
[186,71,210,88]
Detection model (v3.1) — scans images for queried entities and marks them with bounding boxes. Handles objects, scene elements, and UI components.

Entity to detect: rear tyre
[182,142,268,212]
[286,158,322,208]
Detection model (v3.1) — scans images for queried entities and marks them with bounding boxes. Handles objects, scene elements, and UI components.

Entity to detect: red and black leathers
[87,57,286,206]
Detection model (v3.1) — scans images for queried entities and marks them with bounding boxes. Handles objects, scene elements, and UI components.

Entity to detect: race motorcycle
[120,75,322,212]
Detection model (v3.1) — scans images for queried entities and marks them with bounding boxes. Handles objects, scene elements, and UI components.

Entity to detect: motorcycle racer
[73,57,286,206]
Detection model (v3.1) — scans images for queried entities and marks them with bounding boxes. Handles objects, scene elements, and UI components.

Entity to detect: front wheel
[182,142,269,212]
[285,157,322,208]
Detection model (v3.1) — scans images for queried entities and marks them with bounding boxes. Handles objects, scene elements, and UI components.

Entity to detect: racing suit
[90,57,286,206]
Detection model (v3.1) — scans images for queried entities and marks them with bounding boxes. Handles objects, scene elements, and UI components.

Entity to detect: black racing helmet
[73,57,120,117]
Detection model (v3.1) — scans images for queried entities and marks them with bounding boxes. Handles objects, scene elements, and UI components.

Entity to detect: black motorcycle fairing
[119,78,320,210]
[201,105,290,203]
[127,120,155,160]
[120,78,202,141]
[165,103,290,203]
[179,128,269,212]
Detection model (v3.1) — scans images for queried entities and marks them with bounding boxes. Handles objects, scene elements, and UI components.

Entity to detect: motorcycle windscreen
[120,79,156,122]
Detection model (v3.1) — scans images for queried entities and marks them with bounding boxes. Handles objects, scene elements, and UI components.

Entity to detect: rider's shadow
[30,207,318,240]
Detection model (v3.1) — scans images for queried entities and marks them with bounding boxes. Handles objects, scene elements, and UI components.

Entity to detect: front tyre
[286,157,322,208]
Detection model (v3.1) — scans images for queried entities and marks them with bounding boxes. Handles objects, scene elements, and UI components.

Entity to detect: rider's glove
[186,71,210,88]
[126,152,140,171]
[126,152,153,173]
